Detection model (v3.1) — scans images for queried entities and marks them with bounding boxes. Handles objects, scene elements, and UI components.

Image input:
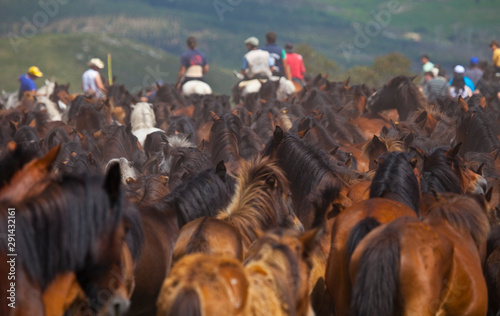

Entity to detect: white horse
[158,134,196,175]
[105,157,138,184]
[181,80,212,97]
[237,76,295,100]
[130,102,165,147]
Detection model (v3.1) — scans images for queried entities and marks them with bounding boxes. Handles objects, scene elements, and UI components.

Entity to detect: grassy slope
[0,32,238,94]
[1,0,500,92]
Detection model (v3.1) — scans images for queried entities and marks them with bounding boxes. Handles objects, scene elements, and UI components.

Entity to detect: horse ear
[299,228,320,257]
[409,146,426,160]
[372,135,384,150]
[126,122,133,134]
[126,177,136,185]
[35,144,61,170]
[458,96,469,112]
[445,142,462,158]
[329,146,339,156]
[410,157,418,168]
[380,126,389,137]
[410,75,418,82]
[485,186,493,203]
[415,111,428,126]
[88,152,95,166]
[210,111,220,121]
[104,163,122,206]
[273,126,284,145]
[343,77,350,88]
[476,163,485,176]
[345,157,353,169]
[198,139,206,152]
[219,263,249,312]
[93,130,102,139]
[9,121,18,133]
[314,112,323,121]
[480,96,487,109]
[29,119,36,128]
[297,128,310,139]
[216,160,227,180]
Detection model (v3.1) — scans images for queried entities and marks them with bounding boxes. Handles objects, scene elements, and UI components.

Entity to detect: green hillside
[0,32,237,95]
[1,0,500,93]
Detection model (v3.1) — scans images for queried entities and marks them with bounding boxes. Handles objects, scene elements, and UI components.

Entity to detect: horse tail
[350,225,400,316]
[346,217,381,261]
[167,287,202,316]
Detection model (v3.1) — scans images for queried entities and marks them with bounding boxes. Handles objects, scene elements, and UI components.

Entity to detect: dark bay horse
[366,75,427,121]
[0,164,132,316]
[325,151,421,316]
[350,193,490,315]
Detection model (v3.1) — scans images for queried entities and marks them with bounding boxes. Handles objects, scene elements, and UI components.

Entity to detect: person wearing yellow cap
[82,58,106,98]
[18,66,43,99]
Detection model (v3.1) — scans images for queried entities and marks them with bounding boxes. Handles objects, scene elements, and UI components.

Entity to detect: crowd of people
[17,33,500,103]
[421,40,500,102]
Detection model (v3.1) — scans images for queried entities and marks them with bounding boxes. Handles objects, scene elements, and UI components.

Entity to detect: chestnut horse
[350,193,490,315]
[325,151,421,316]
[157,228,317,316]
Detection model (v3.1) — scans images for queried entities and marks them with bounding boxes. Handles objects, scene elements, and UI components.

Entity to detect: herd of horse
[1,70,500,316]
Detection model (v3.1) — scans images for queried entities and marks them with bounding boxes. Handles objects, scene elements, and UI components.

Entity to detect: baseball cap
[454,65,465,74]
[244,36,259,47]
[28,66,43,77]
[470,56,479,65]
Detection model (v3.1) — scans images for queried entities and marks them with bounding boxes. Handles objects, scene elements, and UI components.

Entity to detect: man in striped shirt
[423,71,449,103]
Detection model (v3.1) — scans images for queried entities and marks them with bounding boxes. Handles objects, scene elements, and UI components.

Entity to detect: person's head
[187,36,197,50]
[489,40,499,51]
[424,71,434,82]
[88,58,104,70]
[265,31,277,44]
[27,66,43,79]
[244,36,259,50]
[285,42,294,54]
[470,56,479,68]
[421,54,430,65]
[452,65,466,89]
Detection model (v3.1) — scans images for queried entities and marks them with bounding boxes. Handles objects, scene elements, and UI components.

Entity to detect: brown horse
[325,151,421,316]
[350,193,490,315]
[157,228,317,316]
[0,164,131,316]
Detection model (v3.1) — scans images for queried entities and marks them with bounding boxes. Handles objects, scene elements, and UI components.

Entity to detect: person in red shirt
[284,43,306,86]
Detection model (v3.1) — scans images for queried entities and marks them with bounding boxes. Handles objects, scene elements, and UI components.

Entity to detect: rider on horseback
[177,36,209,90]
[240,36,274,80]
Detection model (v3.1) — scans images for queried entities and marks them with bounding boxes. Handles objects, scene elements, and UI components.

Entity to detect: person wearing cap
[449,65,473,99]
[464,57,483,87]
[449,65,475,91]
[241,36,274,80]
[176,36,209,90]
[284,42,306,86]
[18,66,43,100]
[82,58,106,98]
[261,31,290,79]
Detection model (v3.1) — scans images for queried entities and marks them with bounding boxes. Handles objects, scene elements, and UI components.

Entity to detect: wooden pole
[107,53,113,86]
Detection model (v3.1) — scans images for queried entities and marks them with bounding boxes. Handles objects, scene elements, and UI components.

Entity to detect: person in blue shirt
[449,65,475,91]
[176,36,209,90]
[18,66,43,99]
[261,31,291,79]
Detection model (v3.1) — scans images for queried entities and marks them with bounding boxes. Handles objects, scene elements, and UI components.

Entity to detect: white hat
[244,36,259,47]
[89,58,104,69]
[454,65,465,74]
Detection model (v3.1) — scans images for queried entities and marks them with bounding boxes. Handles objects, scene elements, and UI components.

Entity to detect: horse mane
[131,102,156,131]
[217,157,290,244]
[420,147,463,194]
[166,116,198,145]
[369,151,421,216]
[100,125,146,169]
[123,199,144,262]
[14,125,43,157]
[164,165,236,227]
[208,114,241,166]
[164,146,214,190]
[456,106,500,153]
[362,135,406,159]
[0,171,125,290]
[425,193,490,250]
[126,174,170,205]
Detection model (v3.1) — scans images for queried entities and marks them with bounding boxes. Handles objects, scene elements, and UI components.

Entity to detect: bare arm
[283,58,291,80]
[95,73,106,92]
[177,66,186,83]
[203,64,209,74]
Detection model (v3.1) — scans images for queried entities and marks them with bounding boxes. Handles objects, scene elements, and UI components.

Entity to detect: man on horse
[18,66,43,99]
[176,36,209,90]
[284,42,306,87]
[241,36,274,80]
[82,58,106,98]
[261,31,291,80]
